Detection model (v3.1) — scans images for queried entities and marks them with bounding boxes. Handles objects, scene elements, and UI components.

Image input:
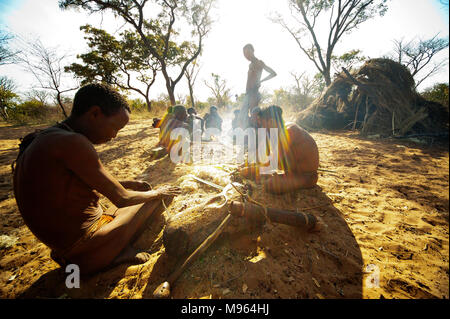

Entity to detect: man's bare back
[281,123,319,175]
[13,126,103,253]
[239,106,319,194]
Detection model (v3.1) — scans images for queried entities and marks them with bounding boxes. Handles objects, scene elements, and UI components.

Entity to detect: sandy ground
[0,117,448,299]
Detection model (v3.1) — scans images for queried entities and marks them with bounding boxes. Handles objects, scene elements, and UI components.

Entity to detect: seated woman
[239,105,319,194]
[157,105,189,150]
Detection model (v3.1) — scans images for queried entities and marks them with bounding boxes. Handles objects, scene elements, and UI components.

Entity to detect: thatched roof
[296,58,449,137]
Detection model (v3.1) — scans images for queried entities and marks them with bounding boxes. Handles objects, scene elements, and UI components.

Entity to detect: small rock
[242,283,248,294]
[222,288,231,295]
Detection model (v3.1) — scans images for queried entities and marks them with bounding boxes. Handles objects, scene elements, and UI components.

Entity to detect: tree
[60,0,215,105]
[204,73,231,108]
[0,76,18,121]
[66,25,159,111]
[290,71,321,108]
[25,89,53,105]
[272,0,388,86]
[184,59,201,108]
[389,35,449,88]
[17,38,78,118]
[0,29,18,66]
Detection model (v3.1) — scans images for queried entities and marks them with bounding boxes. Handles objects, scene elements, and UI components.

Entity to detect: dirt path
[0,120,448,299]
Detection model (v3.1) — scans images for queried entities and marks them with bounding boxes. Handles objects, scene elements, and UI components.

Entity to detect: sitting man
[239,105,319,194]
[204,106,223,131]
[231,109,240,130]
[186,107,204,138]
[13,83,181,275]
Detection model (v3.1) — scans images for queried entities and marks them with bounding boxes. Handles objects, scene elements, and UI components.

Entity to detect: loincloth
[50,214,114,267]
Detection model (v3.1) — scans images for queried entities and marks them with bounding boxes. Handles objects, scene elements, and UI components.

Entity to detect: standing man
[238,44,277,128]
[13,83,180,275]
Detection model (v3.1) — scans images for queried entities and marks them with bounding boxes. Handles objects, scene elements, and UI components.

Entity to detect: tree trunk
[323,70,332,87]
[188,82,195,109]
[145,97,152,112]
[168,88,176,106]
[0,107,8,121]
[56,92,68,118]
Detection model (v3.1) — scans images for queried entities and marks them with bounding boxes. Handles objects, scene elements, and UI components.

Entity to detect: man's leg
[263,172,318,194]
[65,198,166,275]
[238,95,251,128]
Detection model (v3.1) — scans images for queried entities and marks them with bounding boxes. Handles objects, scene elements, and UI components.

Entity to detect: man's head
[243,43,255,61]
[70,83,130,144]
[210,106,218,114]
[172,104,188,122]
[257,105,284,128]
[187,107,197,115]
[249,107,261,127]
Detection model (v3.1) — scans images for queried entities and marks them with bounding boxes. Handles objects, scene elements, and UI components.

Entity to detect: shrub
[8,100,64,125]
[421,83,449,110]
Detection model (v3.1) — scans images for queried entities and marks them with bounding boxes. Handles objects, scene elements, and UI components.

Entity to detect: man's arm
[260,63,277,84]
[120,180,151,191]
[58,134,179,208]
[262,173,303,194]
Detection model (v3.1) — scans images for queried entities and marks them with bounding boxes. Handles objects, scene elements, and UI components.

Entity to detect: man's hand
[153,185,181,199]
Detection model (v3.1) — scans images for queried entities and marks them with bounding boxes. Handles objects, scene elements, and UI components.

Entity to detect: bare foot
[112,246,151,266]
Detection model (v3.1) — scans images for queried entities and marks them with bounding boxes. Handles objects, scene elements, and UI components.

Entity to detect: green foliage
[270,87,315,112]
[65,25,158,86]
[127,98,148,113]
[421,83,449,110]
[8,100,50,125]
[0,76,18,120]
[332,49,368,74]
[194,101,209,112]
[60,0,215,105]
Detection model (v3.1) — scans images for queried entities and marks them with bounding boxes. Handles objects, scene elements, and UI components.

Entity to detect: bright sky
[0,0,449,102]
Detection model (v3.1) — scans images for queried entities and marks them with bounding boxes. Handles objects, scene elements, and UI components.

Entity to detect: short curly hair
[260,105,284,125]
[71,83,131,117]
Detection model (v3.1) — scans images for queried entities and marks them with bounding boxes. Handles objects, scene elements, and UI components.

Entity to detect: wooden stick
[153,214,232,298]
